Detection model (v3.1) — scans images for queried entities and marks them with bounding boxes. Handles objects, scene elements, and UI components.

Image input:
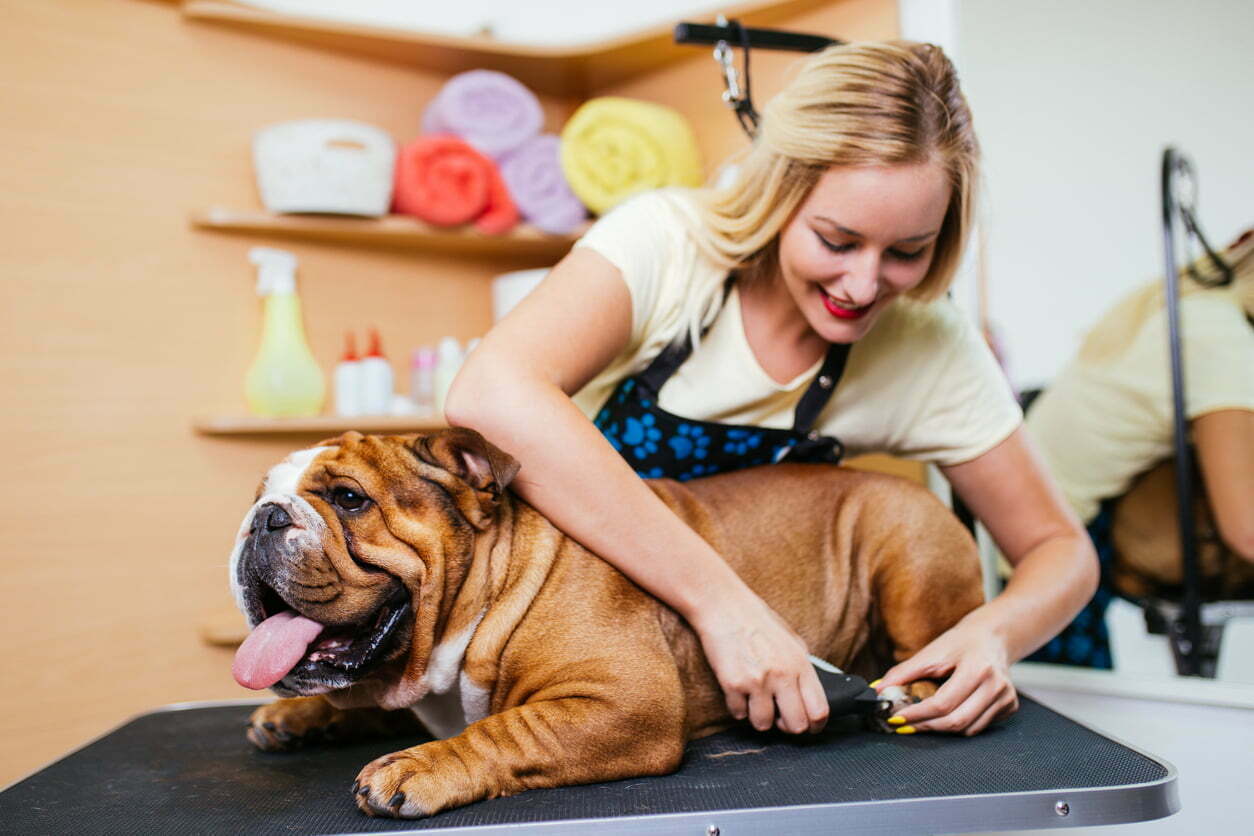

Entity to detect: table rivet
[818,374,833,389]
[1055,801,1070,817]
[806,429,820,441]
[707,826,721,836]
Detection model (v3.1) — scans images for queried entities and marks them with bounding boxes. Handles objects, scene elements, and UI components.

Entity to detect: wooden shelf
[180,0,831,97]
[194,414,448,436]
[190,207,587,260]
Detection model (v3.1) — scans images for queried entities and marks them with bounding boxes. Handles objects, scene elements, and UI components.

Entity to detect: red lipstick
[820,288,870,320]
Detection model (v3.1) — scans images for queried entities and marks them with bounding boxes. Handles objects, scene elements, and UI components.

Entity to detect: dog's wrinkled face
[228,429,519,704]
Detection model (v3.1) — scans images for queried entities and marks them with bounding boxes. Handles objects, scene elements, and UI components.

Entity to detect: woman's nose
[842,252,881,305]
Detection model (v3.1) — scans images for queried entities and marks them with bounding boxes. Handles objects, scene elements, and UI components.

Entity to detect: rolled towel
[422,69,544,160]
[499,134,587,235]
[559,97,704,215]
[393,135,519,234]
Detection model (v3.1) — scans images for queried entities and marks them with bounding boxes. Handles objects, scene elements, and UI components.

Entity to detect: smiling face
[775,161,952,343]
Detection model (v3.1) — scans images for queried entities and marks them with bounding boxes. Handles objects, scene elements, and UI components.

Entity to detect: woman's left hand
[874,615,1019,736]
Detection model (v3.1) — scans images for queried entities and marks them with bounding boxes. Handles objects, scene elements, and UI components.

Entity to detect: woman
[1025,230,1254,667]
[447,41,1097,737]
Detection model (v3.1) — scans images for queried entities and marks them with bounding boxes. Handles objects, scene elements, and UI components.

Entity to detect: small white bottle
[333,331,363,417]
[433,336,463,420]
[359,328,394,415]
[410,347,437,417]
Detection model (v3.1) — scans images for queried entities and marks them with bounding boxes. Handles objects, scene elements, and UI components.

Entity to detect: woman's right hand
[687,587,830,735]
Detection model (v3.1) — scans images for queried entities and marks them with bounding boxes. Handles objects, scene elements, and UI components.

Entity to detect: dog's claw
[388,791,406,811]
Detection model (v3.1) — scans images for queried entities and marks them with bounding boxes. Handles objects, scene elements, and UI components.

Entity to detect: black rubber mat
[1,696,1166,835]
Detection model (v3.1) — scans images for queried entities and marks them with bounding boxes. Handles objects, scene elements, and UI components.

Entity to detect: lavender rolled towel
[422,69,543,160]
[499,134,587,235]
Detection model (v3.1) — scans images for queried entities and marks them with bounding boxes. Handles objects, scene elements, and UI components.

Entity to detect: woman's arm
[445,247,830,734]
[876,427,1098,735]
[1193,408,1254,562]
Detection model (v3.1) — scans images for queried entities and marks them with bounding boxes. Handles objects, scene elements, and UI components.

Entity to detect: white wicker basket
[252,119,395,217]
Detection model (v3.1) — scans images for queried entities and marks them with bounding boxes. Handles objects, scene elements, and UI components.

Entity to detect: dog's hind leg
[860,482,987,730]
[246,696,427,752]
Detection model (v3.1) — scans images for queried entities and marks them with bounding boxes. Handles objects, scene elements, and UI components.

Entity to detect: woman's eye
[331,487,368,511]
[815,233,854,254]
[889,248,927,261]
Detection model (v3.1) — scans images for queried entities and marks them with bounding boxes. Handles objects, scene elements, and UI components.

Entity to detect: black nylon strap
[635,276,849,433]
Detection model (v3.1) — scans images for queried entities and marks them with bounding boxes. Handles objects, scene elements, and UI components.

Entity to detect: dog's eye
[331,487,369,511]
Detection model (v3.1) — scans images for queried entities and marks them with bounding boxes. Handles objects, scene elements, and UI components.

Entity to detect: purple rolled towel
[422,69,543,160]
[499,134,587,235]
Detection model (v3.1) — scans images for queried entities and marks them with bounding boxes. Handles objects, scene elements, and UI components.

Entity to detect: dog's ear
[410,428,520,496]
[314,430,364,448]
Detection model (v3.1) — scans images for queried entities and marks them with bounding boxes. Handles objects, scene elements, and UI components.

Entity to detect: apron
[593,277,851,482]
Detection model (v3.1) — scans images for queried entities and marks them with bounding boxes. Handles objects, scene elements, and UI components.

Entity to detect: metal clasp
[713,15,745,111]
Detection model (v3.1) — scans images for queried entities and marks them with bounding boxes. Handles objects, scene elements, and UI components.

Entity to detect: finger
[725,689,748,722]
[962,680,1018,736]
[798,668,830,733]
[895,664,983,727]
[772,676,810,735]
[877,651,952,690]
[747,687,776,732]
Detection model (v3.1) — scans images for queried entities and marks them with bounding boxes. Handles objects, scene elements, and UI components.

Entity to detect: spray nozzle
[249,246,298,296]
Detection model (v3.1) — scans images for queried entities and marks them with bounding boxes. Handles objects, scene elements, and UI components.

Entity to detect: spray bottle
[244,247,326,418]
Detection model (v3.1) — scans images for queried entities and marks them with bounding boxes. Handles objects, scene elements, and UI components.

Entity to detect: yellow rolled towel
[559,97,703,215]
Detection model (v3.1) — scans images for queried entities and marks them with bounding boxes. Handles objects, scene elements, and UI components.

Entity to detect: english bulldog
[229,429,984,818]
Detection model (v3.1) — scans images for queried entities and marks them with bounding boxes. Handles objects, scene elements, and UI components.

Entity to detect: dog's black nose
[264,505,292,532]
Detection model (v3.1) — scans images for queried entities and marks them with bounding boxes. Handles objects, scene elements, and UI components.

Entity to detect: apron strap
[637,275,736,395]
[791,342,850,434]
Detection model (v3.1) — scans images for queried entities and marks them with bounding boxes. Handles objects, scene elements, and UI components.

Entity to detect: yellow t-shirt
[1026,285,1254,523]
[570,189,1022,467]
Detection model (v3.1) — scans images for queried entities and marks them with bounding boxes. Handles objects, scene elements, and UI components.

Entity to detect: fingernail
[870,679,883,689]
[895,726,917,735]
[887,716,907,726]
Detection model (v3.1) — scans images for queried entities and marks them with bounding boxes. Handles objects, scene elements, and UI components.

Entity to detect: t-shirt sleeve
[1181,293,1254,418]
[571,191,676,347]
[896,304,1023,466]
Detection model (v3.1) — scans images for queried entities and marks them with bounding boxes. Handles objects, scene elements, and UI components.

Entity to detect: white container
[333,331,363,417]
[359,329,394,415]
[409,347,437,417]
[433,337,463,419]
[491,268,549,322]
[253,119,396,217]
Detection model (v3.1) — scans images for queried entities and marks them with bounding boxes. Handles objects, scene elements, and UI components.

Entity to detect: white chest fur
[410,611,490,739]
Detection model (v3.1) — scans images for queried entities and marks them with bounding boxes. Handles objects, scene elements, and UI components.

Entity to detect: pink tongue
[232,610,325,690]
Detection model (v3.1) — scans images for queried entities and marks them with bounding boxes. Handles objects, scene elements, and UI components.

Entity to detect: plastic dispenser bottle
[244,247,325,418]
[433,336,463,420]
[410,346,437,417]
[360,328,394,415]
[334,331,363,417]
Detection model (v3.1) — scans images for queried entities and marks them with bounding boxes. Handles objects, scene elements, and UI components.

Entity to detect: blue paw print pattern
[722,427,764,455]
[593,373,843,485]
[622,413,662,459]
[667,423,711,460]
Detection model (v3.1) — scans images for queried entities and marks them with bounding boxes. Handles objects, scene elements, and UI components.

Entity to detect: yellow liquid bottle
[245,247,326,418]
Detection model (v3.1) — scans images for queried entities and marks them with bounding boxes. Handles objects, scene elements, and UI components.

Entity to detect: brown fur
[238,430,984,818]
[1111,459,1254,600]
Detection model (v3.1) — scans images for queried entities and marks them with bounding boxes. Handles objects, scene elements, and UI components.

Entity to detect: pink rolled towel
[393,134,518,234]
[422,69,543,160]
[498,134,587,235]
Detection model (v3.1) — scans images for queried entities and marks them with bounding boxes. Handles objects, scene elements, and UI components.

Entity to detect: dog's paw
[245,697,344,752]
[865,680,939,735]
[353,749,435,819]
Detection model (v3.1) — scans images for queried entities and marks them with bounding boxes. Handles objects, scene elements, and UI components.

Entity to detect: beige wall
[0,0,895,785]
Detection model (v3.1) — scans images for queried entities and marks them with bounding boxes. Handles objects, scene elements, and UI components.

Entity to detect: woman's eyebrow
[813,215,939,243]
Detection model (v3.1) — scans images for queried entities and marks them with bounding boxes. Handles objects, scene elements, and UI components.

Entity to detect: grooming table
[0,695,1177,835]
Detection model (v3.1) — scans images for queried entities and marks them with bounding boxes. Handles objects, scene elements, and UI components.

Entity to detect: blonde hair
[672,40,980,347]
[1078,229,1254,366]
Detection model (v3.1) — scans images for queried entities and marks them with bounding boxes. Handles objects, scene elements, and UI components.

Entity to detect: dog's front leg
[247,696,427,752]
[353,696,685,818]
